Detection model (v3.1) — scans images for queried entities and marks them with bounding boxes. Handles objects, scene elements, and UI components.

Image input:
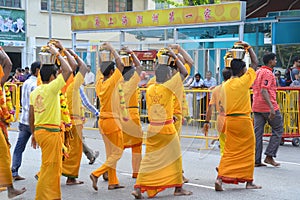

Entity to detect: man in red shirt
[252,53,283,167]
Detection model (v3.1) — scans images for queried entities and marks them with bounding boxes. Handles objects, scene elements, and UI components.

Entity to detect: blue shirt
[203,77,217,88]
[80,87,99,117]
[20,75,37,125]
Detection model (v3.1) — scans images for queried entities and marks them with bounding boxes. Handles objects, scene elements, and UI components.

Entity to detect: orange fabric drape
[218,116,255,184]
[0,127,13,187]
[134,133,183,198]
[35,128,62,200]
[92,130,123,185]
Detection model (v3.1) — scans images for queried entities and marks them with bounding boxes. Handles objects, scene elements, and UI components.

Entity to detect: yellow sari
[0,125,12,187]
[135,73,183,198]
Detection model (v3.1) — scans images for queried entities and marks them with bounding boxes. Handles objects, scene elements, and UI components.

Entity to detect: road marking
[121,172,215,190]
[185,183,215,190]
[120,172,134,176]
[278,161,300,166]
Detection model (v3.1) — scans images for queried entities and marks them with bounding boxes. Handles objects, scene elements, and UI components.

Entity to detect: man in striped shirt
[80,86,100,165]
[11,61,40,181]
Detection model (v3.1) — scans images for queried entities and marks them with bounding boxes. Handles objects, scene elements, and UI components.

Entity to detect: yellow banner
[72,2,244,31]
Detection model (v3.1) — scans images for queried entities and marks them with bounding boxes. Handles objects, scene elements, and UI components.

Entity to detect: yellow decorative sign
[71,2,245,31]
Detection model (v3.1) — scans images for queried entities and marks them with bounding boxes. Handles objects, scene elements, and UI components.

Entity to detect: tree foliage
[277,45,300,69]
[154,0,220,7]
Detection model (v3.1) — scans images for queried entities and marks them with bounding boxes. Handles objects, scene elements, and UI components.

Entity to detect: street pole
[48,0,52,39]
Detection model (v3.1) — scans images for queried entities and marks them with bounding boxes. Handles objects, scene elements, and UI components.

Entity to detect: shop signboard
[0,8,25,41]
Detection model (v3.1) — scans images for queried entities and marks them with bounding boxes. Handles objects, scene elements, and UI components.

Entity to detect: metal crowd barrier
[7,83,300,147]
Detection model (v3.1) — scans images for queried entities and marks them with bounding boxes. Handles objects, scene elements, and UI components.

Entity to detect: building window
[0,0,21,8]
[108,0,132,12]
[155,0,170,9]
[41,0,84,14]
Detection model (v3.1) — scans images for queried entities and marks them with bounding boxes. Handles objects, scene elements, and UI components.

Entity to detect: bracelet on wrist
[204,121,210,124]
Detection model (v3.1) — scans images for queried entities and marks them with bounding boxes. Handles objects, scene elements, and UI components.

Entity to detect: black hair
[25,66,29,70]
[122,66,135,81]
[169,61,178,72]
[292,56,299,64]
[222,67,232,81]
[16,68,22,73]
[194,73,201,78]
[40,64,58,82]
[230,59,246,76]
[155,64,171,83]
[263,53,276,65]
[100,61,115,77]
[31,61,41,75]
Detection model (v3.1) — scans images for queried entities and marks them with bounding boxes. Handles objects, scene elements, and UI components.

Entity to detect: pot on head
[39,52,56,65]
[158,54,170,65]
[229,49,245,60]
[121,55,131,66]
[99,50,112,62]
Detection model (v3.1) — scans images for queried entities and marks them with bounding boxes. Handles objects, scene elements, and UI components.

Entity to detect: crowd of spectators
[283,56,300,87]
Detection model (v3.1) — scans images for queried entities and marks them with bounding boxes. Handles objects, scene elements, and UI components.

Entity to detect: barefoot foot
[182,175,189,183]
[66,178,84,185]
[246,182,262,189]
[89,174,98,191]
[7,186,26,199]
[108,184,125,190]
[131,189,143,199]
[102,171,108,181]
[174,187,193,196]
[215,178,224,191]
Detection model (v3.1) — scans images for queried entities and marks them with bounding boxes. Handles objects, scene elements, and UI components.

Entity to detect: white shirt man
[84,65,95,85]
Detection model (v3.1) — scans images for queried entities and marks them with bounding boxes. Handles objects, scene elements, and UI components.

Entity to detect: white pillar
[27,36,36,65]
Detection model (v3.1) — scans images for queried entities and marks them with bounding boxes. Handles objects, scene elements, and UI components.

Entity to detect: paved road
[1,121,300,200]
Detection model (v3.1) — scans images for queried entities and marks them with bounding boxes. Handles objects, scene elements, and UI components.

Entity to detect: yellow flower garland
[59,91,72,131]
[4,85,14,114]
[119,83,129,121]
[59,90,72,159]
[0,86,14,124]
